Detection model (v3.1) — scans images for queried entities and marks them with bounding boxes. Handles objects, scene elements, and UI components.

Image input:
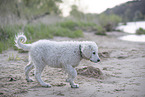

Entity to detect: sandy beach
[0,31,145,97]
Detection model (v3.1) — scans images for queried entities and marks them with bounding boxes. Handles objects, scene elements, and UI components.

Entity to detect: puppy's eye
[93,52,96,55]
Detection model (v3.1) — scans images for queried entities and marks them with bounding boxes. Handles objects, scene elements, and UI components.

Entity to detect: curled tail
[15,33,31,51]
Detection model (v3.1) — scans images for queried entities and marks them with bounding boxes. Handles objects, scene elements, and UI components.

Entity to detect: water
[119,35,145,42]
[117,21,145,42]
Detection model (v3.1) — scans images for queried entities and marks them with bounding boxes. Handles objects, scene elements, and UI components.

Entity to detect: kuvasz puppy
[15,33,100,88]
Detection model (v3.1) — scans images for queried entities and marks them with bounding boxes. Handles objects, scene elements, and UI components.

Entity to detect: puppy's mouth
[90,60,98,63]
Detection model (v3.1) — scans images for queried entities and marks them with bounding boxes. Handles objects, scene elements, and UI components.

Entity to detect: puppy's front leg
[65,65,79,88]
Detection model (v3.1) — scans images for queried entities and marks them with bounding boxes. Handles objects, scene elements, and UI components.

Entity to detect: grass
[136,27,145,35]
[0,41,7,53]
[0,20,98,53]
[24,22,84,40]
[0,25,21,53]
[56,20,97,31]
[56,20,107,35]
[8,53,21,61]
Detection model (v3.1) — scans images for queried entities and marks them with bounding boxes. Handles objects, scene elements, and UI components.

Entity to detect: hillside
[104,0,145,22]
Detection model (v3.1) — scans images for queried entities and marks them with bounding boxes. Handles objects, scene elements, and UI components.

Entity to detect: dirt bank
[0,32,145,97]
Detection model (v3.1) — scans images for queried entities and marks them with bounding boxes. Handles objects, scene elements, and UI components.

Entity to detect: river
[116,21,145,42]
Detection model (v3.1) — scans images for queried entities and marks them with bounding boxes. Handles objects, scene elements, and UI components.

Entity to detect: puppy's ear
[81,45,92,59]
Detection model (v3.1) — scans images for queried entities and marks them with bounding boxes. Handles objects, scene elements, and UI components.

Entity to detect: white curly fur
[15,33,100,88]
[15,33,31,51]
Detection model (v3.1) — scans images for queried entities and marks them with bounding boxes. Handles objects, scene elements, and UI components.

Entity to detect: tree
[134,10,144,21]
[70,5,85,20]
[0,0,17,16]
[0,0,62,19]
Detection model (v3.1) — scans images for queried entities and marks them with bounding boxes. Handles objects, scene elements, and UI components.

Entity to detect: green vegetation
[69,5,122,32]
[98,13,122,31]
[70,5,85,20]
[8,53,21,61]
[0,25,21,53]
[0,0,62,21]
[0,22,83,53]
[136,28,145,35]
[1,20,108,53]
[0,41,7,53]
[57,20,95,31]
[95,26,106,35]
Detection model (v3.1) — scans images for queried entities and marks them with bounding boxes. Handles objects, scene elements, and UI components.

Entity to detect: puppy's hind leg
[34,63,51,88]
[25,61,34,82]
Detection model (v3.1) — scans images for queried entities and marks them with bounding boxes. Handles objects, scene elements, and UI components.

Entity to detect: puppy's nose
[97,59,100,62]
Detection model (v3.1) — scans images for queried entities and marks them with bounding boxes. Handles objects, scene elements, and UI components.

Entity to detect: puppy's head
[81,42,100,63]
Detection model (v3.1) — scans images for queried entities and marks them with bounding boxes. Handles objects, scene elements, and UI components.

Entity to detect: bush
[24,23,84,40]
[56,20,96,31]
[57,20,106,35]
[98,13,122,31]
[136,27,145,35]
[0,41,7,53]
[24,24,54,41]
[52,26,83,38]
[56,20,78,30]
[0,25,21,53]
[95,26,106,35]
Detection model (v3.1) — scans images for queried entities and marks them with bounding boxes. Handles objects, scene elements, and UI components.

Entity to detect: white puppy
[15,33,100,88]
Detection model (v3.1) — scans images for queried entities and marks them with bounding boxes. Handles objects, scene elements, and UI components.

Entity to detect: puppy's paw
[41,83,51,88]
[71,84,79,88]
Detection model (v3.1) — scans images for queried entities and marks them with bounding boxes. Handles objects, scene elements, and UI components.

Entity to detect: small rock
[117,55,128,59]
[9,78,16,81]
[103,67,107,70]
[57,92,64,96]
[114,89,125,91]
